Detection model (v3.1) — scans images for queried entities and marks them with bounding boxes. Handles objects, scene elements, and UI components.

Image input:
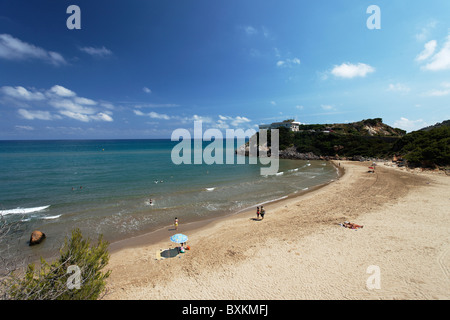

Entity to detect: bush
[395,126,450,167]
[6,228,111,300]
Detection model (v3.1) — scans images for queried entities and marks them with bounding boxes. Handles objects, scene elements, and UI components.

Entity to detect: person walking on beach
[260,206,265,220]
[256,207,260,220]
[174,217,179,230]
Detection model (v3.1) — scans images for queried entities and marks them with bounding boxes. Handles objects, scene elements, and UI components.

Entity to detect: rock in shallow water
[29,230,46,246]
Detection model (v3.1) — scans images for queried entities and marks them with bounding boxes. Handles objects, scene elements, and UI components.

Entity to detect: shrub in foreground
[6,228,111,300]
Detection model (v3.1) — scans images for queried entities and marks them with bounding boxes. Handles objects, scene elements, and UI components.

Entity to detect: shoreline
[108,160,344,255]
[105,160,449,299]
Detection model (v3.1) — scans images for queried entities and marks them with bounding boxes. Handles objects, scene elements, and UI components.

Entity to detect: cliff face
[237,144,370,161]
[325,119,406,137]
[279,147,320,160]
[236,143,269,156]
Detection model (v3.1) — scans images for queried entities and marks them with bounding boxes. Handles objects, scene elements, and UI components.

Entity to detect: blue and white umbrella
[170,233,188,244]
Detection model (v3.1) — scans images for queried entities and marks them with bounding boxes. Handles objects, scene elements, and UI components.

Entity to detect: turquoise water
[0,139,338,262]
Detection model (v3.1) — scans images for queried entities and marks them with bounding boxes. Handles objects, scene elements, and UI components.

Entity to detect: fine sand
[104,161,450,300]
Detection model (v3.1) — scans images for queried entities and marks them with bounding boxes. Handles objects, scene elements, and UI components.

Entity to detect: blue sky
[0,0,449,139]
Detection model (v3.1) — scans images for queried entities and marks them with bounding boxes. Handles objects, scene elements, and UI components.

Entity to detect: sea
[0,139,339,264]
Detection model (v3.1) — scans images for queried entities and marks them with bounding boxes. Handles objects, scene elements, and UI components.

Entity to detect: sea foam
[0,205,50,216]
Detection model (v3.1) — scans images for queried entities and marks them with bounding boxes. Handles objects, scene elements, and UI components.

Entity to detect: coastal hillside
[275,118,404,160]
[418,119,450,132]
[245,118,449,168]
[294,118,406,137]
[393,123,450,168]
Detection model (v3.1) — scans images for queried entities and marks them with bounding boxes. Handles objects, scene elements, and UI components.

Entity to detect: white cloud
[216,120,229,129]
[185,114,253,129]
[331,62,375,79]
[191,114,213,123]
[423,82,450,96]
[92,112,113,122]
[261,26,271,39]
[243,26,258,36]
[49,85,76,97]
[47,86,113,122]
[387,83,411,93]
[59,110,91,122]
[240,25,273,39]
[74,97,97,105]
[47,52,66,66]
[0,34,67,66]
[274,48,281,58]
[231,116,251,126]
[134,103,180,108]
[296,105,304,110]
[149,111,170,120]
[216,115,251,127]
[18,109,54,121]
[276,57,301,68]
[100,102,115,110]
[0,86,45,101]
[425,89,450,97]
[415,20,438,42]
[49,99,97,115]
[79,46,113,57]
[321,104,334,110]
[143,87,152,94]
[422,35,450,71]
[416,40,437,61]
[15,125,34,131]
[1,85,114,122]
[393,117,427,132]
[134,109,170,120]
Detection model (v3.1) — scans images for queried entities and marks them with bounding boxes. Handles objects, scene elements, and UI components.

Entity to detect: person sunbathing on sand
[341,221,363,229]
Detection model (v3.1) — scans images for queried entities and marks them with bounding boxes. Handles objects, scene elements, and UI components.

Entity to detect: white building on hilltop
[259,120,301,132]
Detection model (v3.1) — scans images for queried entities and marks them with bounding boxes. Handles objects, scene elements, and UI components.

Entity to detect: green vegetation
[6,228,111,300]
[279,126,399,158]
[271,118,449,168]
[393,126,450,167]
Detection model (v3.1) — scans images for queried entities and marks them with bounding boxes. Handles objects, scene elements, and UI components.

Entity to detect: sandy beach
[104,161,450,300]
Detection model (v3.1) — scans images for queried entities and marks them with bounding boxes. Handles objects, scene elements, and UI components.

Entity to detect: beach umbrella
[170,233,188,244]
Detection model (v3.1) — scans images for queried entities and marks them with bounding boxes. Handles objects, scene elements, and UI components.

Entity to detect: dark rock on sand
[29,230,46,246]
